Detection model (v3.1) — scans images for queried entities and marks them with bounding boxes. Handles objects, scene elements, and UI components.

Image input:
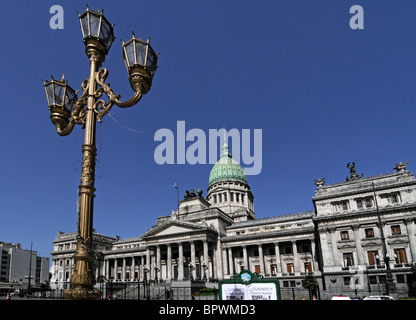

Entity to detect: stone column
[258,244,265,275]
[222,247,229,276]
[156,245,161,281]
[292,241,300,274]
[203,240,209,281]
[217,238,224,280]
[242,245,248,270]
[352,225,365,265]
[405,218,416,262]
[122,258,126,281]
[319,228,334,267]
[178,242,184,280]
[114,258,119,281]
[146,247,151,279]
[190,241,196,280]
[274,243,281,274]
[228,247,234,276]
[138,256,143,281]
[330,228,340,266]
[131,256,135,280]
[310,239,319,272]
[105,259,110,279]
[167,244,172,281]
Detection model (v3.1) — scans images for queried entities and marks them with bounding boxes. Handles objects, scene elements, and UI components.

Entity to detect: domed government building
[50,144,416,299]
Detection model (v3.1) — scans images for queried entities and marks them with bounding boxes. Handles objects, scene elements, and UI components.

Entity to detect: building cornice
[313,172,416,202]
[222,226,316,243]
[313,202,416,223]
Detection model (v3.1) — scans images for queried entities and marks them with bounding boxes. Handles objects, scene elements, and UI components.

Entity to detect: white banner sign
[221,282,277,300]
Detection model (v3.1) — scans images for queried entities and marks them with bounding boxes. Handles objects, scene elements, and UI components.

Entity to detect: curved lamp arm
[56,80,90,135]
[94,68,143,122]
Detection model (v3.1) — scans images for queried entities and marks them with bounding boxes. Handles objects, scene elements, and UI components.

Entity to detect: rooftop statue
[346,162,363,181]
[184,188,203,200]
[394,160,410,172]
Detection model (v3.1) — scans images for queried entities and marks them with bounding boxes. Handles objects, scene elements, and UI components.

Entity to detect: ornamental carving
[80,145,97,185]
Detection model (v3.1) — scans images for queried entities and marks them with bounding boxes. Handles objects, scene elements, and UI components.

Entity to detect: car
[331,295,351,300]
[363,296,394,300]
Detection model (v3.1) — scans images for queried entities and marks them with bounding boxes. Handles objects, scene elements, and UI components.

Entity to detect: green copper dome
[209,143,248,186]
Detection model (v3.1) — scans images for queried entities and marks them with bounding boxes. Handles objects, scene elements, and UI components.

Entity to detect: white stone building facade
[50,151,416,298]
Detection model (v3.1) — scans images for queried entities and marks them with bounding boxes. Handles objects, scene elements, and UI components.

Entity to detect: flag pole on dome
[173,182,179,213]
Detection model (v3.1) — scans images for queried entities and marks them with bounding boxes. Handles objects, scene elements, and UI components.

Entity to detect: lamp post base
[63,287,101,300]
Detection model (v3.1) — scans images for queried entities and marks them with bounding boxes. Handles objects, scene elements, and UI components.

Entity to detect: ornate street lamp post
[372,182,396,295]
[202,263,208,282]
[188,263,194,281]
[43,7,158,300]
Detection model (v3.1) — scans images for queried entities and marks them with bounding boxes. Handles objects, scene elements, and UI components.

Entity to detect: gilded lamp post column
[64,52,101,300]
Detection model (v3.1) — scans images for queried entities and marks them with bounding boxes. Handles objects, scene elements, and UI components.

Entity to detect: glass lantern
[79,8,114,55]
[44,76,77,128]
[122,34,158,93]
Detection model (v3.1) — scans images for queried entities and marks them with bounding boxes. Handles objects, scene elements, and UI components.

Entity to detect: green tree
[302,275,319,300]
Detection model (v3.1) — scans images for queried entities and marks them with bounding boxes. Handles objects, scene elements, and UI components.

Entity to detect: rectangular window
[394,248,407,263]
[331,200,350,213]
[340,231,349,240]
[343,253,354,266]
[365,228,374,238]
[388,192,400,204]
[397,275,405,283]
[356,196,374,209]
[391,225,401,235]
[367,250,379,265]
[304,262,312,272]
[378,275,386,284]
[287,263,295,274]
[365,197,373,207]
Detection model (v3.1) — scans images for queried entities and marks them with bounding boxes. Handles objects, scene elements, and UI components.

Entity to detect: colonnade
[104,239,213,282]
[103,238,319,282]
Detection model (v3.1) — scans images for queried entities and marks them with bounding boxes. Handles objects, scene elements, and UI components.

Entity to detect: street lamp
[202,263,208,282]
[154,266,159,283]
[43,7,158,300]
[372,182,396,295]
[188,263,194,281]
[143,267,149,299]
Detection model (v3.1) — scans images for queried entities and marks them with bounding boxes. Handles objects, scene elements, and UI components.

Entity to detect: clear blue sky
[1,0,416,261]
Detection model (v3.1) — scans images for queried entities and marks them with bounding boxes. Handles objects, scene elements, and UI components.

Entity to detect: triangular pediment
[142,219,213,239]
